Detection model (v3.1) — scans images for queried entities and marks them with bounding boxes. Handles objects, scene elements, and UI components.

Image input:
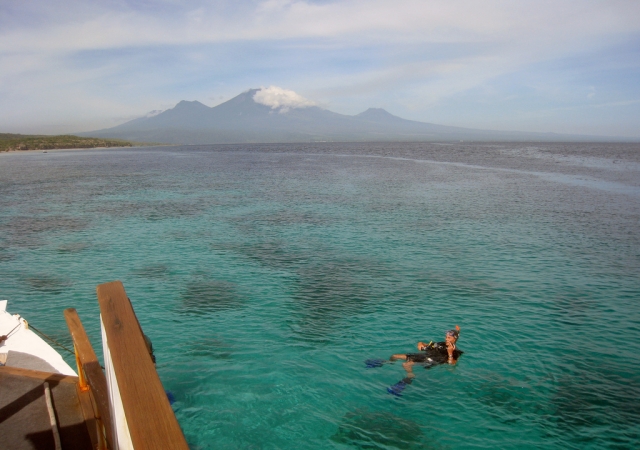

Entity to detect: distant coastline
[0,133,152,152]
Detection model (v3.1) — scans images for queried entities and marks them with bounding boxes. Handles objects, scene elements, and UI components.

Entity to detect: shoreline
[0,144,160,155]
[0,133,159,153]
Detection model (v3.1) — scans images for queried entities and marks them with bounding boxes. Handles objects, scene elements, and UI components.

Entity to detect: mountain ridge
[80,89,630,143]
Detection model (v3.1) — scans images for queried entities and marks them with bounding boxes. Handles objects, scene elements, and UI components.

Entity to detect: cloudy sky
[2,0,639,137]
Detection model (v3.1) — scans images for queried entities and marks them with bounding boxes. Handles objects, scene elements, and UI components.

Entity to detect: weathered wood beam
[64,308,114,450]
[97,281,188,450]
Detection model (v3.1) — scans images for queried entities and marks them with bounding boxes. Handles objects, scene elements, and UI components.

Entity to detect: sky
[1,0,640,138]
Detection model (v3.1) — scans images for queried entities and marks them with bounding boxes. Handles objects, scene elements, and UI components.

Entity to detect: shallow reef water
[1,143,639,449]
[332,408,432,449]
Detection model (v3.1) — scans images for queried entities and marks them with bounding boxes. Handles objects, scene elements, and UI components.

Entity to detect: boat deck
[0,365,95,450]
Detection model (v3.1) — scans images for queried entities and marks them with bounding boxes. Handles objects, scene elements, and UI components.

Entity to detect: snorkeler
[365,326,462,396]
[390,325,462,378]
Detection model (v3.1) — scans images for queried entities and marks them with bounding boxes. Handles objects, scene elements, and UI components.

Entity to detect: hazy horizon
[2,1,640,139]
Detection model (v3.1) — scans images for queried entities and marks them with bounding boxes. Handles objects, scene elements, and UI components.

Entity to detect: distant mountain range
[81,88,625,144]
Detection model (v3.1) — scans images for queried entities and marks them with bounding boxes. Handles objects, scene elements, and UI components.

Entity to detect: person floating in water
[365,326,462,396]
[390,325,462,377]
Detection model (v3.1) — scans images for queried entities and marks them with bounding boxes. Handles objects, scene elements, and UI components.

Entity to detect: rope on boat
[29,323,106,370]
[28,323,76,357]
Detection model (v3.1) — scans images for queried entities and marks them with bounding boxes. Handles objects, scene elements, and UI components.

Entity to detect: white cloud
[253,86,316,112]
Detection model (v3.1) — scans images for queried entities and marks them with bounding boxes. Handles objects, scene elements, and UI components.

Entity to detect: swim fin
[387,377,413,396]
[365,358,386,369]
[387,381,407,396]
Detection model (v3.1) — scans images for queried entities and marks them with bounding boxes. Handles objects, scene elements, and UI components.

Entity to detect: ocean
[1,142,639,449]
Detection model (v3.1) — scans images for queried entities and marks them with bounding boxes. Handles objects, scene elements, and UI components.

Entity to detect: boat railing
[64,307,114,450]
[96,280,189,450]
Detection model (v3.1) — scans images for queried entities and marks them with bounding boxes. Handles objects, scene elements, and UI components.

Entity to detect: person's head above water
[445,325,460,345]
[444,325,461,363]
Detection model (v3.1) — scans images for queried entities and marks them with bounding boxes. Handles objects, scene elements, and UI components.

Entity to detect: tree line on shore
[0,133,140,152]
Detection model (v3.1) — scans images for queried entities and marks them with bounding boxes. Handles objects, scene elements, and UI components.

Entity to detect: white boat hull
[0,300,77,376]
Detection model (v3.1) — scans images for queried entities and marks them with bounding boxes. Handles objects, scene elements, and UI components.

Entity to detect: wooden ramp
[0,366,95,450]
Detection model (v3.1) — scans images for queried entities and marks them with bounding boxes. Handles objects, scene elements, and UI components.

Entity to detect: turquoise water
[1,143,639,449]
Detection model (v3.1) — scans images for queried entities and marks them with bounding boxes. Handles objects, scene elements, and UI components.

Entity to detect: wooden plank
[96,281,189,450]
[0,365,78,383]
[76,385,99,449]
[64,308,114,450]
[64,308,100,366]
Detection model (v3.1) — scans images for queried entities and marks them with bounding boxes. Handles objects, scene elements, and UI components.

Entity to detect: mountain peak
[174,100,210,110]
[225,89,261,105]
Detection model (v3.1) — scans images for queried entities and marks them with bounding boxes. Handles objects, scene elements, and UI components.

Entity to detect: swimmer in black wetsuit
[390,325,462,380]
